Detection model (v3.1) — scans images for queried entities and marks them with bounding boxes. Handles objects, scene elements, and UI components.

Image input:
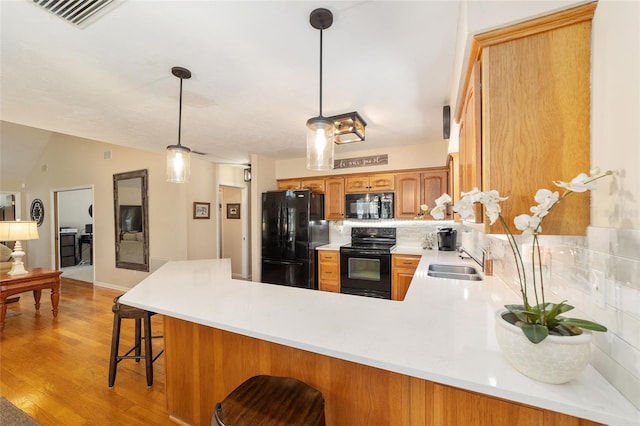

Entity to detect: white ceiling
[1,0,463,179]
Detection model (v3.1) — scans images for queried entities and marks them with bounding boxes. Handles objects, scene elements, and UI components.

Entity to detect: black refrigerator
[261,190,329,290]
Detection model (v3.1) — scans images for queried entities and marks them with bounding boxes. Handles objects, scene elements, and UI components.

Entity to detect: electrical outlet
[590,270,606,308]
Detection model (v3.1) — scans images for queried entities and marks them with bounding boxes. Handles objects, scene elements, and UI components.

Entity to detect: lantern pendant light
[306,8,335,171]
[166,66,192,183]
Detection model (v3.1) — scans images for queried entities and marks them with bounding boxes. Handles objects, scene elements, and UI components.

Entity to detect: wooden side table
[0,268,62,331]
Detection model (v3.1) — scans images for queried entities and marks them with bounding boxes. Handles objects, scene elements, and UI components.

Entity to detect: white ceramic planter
[494,309,592,384]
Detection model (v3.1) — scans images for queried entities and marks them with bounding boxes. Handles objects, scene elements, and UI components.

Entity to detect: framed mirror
[113,169,149,271]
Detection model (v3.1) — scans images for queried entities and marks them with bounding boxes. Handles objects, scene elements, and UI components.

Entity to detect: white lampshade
[0,221,39,241]
[0,221,39,276]
[166,144,191,183]
[306,116,335,170]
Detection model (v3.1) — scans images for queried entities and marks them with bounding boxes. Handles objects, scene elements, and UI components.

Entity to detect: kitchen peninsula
[120,258,640,426]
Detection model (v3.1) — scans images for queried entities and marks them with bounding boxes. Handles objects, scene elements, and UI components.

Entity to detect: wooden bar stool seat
[212,375,326,426]
[108,295,163,387]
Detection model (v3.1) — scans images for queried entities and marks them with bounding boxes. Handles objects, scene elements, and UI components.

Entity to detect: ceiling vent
[31,0,123,28]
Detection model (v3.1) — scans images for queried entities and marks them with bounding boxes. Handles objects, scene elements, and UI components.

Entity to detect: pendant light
[166,66,192,183]
[306,8,335,171]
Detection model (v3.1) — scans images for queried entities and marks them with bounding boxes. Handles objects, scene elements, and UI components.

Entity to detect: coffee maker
[437,227,457,251]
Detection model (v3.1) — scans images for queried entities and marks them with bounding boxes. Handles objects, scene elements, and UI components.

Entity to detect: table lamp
[0,221,39,276]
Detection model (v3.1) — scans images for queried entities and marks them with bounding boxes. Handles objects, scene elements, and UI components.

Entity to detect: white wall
[6,123,219,290]
[250,154,277,282]
[275,141,449,179]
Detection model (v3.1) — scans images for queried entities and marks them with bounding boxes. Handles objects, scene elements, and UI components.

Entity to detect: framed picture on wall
[227,203,240,219]
[193,202,211,219]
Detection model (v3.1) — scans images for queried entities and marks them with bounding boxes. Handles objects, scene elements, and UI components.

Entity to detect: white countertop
[120,256,640,425]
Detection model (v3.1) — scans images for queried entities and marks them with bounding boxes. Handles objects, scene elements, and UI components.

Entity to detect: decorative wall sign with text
[333,154,388,169]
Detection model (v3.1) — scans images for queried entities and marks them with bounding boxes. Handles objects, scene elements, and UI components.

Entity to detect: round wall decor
[30,199,45,226]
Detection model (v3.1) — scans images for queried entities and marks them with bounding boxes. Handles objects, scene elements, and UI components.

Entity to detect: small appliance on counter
[437,227,457,251]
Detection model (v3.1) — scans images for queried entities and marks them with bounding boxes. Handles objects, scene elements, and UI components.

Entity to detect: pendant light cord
[177,77,183,147]
[319,26,323,117]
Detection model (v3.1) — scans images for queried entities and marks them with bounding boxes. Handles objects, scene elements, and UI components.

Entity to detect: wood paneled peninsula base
[164,317,600,426]
[0,268,62,331]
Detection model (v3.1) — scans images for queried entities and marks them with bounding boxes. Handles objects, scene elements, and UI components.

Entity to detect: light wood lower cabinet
[318,250,340,293]
[392,254,420,301]
[164,317,600,426]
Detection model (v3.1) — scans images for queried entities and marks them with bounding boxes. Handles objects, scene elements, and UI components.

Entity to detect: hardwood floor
[0,278,176,425]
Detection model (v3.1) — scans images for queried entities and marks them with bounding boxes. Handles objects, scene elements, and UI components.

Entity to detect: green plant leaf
[521,323,549,344]
[557,318,608,332]
[504,304,528,322]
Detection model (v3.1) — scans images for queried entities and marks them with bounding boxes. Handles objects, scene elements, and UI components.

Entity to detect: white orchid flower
[553,172,595,193]
[514,214,541,238]
[479,189,508,204]
[484,203,502,225]
[530,189,559,218]
[434,193,452,206]
[453,197,475,221]
[430,205,446,220]
[460,188,482,203]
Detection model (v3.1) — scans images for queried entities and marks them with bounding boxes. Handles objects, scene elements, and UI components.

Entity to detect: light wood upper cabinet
[395,168,449,219]
[392,254,420,301]
[300,178,325,193]
[458,4,595,234]
[394,173,421,219]
[277,178,325,192]
[277,179,301,190]
[345,173,395,193]
[422,167,449,218]
[318,250,340,293]
[278,168,447,221]
[325,177,345,220]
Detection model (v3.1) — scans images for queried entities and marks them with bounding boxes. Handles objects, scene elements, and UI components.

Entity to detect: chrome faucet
[458,246,485,272]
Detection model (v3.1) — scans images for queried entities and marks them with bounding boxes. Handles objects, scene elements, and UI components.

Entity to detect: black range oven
[340,227,396,299]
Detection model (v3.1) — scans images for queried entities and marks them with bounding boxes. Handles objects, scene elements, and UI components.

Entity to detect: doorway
[219,185,250,279]
[0,192,19,220]
[54,187,94,283]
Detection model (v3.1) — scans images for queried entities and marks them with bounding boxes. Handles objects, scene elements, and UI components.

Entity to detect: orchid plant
[431,169,613,344]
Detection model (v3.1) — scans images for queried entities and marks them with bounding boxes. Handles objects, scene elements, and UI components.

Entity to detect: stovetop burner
[341,227,397,253]
[341,242,396,252]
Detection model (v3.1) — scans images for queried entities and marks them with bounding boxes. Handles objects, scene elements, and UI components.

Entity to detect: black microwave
[345,192,394,219]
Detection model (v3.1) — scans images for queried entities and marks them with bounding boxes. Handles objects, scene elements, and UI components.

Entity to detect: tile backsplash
[472,226,640,410]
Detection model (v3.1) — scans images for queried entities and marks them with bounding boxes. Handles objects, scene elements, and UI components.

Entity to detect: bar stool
[212,375,326,426]
[108,295,163,387]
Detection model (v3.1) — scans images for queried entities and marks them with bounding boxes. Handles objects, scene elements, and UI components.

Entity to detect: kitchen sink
[427,264,483,281]
[428,264,479,274]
